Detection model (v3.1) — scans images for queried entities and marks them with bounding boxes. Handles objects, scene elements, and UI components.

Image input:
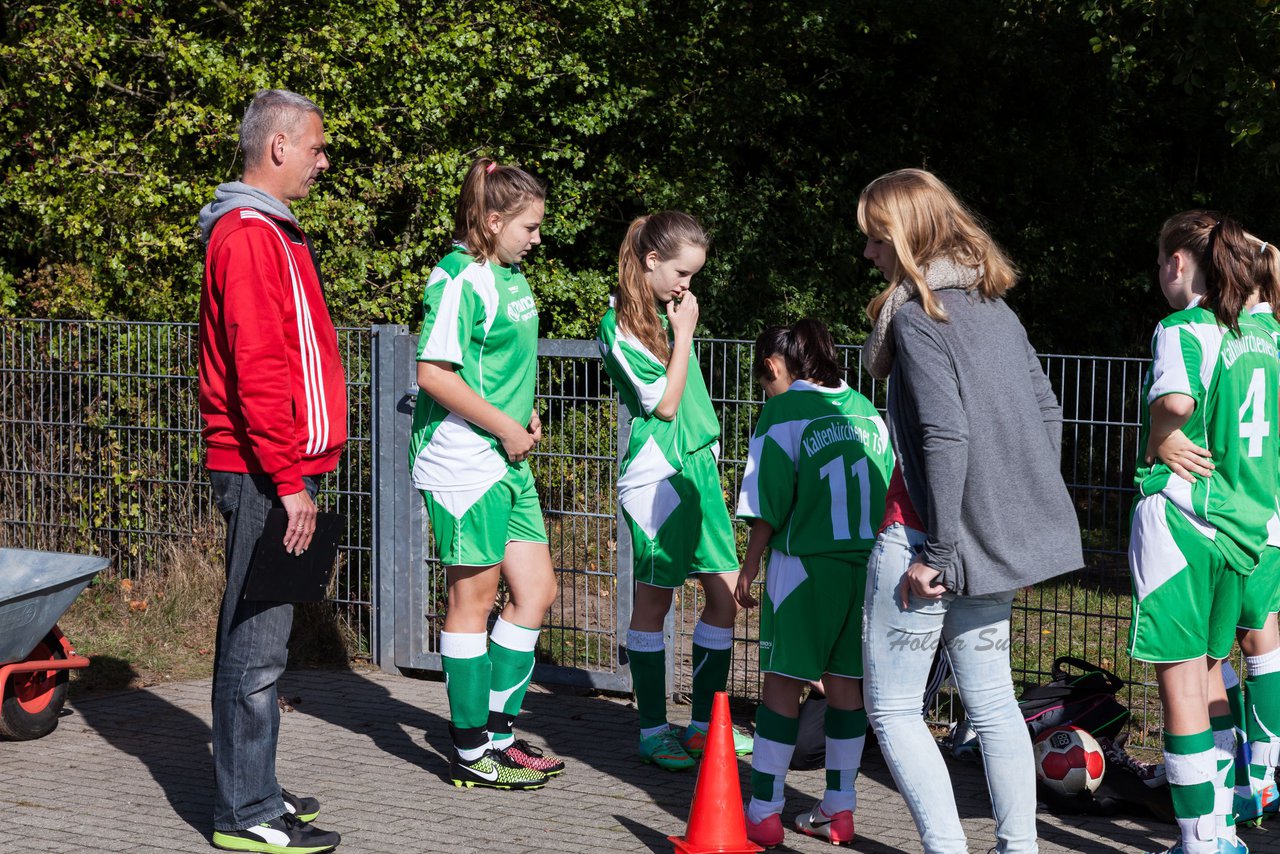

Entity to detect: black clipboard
[244,508,345,602]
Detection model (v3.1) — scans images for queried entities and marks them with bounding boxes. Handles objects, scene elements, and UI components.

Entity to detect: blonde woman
[857,169,1082,853]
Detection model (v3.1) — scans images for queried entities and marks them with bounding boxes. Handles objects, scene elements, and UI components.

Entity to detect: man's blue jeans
[210,471,315,832]
[863,523,1039,854]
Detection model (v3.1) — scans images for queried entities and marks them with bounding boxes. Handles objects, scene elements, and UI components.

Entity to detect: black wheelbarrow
[0,547,108,740]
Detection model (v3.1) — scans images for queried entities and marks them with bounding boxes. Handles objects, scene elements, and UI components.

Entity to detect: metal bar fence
[0,319,375,646]
[0,319,1154,741]
[636,342,1156,742]
[379,334,629,690]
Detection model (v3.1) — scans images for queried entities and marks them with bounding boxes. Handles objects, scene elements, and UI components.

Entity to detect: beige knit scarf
[862,257,983,379]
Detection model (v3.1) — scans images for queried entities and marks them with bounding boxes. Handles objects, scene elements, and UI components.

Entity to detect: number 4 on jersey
[1239,367,1271,458]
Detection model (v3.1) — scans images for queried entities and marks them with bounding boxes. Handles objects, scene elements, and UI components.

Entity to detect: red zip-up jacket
[199,207,348,496]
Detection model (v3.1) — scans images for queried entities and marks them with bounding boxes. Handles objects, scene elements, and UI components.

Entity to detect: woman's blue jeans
[863,524,1039,854]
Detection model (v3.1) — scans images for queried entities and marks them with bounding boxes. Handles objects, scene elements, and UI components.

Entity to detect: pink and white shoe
[744,811,785,848]
[794,802,855,845]
[498,739,565,777]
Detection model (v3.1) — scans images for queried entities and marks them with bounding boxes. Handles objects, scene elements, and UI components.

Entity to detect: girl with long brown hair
[411,157,562,789]
[596,211,752,770]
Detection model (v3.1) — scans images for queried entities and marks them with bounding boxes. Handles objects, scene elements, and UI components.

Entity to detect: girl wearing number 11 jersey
[735,320,893,848]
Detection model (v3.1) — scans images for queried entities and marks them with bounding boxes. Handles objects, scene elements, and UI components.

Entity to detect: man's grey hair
[239,89,324,169]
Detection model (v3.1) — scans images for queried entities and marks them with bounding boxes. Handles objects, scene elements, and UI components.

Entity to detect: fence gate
[371,325,648,692]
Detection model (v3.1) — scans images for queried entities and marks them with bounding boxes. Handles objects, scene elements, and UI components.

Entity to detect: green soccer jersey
[1135,301,1280,572]
[410,247,539,492]
[1251,302,1280,345]
[597,303,720,489]
[1249,302,1280,547]
[736,380,894,560]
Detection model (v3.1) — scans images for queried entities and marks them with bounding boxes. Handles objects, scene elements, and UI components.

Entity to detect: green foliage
[4,1,1280,353]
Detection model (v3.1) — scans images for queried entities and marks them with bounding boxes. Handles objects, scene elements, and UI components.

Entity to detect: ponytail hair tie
[485,161,498,174]
[1261,241,1270,256]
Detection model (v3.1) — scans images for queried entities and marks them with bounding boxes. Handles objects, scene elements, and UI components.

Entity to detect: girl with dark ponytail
[734,318,893,847]
[597,212,754,770]
[1130,210,1280,853]
[410,157,562,790]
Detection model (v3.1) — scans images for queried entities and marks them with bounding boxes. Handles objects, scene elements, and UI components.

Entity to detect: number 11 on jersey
[819,456,873,541]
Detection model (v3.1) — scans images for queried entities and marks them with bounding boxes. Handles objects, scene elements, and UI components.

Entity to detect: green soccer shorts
[759,552,866,681]
[420,463,548,567]
[619,444,738,589]
[1128,493,1246,663]
[1239,545,1280,631]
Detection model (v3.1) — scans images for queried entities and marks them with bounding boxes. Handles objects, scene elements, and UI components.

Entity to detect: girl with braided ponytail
[410,157,563,789]
[1130,211,1280,854]
[597,211,752,771]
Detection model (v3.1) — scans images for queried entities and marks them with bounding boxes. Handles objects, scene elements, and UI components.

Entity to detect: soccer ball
[1033,725,1105,796]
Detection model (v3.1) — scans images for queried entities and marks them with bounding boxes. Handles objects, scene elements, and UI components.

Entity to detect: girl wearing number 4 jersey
[411,158,564,790]
[1129,212,1280,854]
[1221,240,1280,827]
[597,212,752,772]
[735,320,893,848]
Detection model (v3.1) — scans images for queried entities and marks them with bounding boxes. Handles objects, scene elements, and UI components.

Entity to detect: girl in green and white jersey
[1130,211,1280,854]
[1222,237,1280,825]
[411,158,563,790]
[735,319,893,847]
[597,212,750,770]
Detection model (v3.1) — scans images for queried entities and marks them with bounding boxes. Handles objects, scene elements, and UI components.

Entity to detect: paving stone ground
[0,667,1207,853]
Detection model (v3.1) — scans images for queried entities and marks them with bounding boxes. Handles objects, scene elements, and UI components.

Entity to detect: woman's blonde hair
[857,168,1018,323]
[615,211,708,361]
[453,157,545,264]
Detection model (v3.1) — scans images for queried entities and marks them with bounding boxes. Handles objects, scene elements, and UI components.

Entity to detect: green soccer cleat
[450,747,547,790]
[676,722,754,757]
[639,727,696,770]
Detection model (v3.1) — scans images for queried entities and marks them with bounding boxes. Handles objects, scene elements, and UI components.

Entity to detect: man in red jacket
[198,89,346,854]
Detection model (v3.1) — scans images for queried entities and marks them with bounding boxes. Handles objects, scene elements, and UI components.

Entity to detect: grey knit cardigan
[887,289,1083,596]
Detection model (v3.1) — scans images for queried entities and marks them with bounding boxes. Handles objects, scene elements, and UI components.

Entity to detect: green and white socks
[1244,647,1280,795]
[441,618,542,759]
[628,628,670,739]
[747,704,866,823]
[441,630,491,760]
[821,707,867,815]
[488,617,540,750]
[689,622,734,730]
[1226,651,1280,809]
[1164,729,1221,854]
[629,620,733,740]
[1209,714,1239,844]
[748,705,799,823]
[1225,662,1253,802]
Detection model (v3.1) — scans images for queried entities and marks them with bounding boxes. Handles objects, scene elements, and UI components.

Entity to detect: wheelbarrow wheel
[0,631,69,740]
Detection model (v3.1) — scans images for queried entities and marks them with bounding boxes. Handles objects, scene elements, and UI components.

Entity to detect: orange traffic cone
[669,691,763,854]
